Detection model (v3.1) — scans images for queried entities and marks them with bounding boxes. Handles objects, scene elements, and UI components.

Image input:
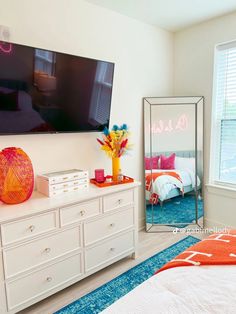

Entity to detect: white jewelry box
[37,169,89,197]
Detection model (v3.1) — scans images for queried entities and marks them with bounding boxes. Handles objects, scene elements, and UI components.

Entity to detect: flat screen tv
[0,41,114,134]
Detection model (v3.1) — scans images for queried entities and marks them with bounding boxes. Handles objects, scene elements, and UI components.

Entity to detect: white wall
[174,11,236,228]
[149,104,195,152]
[0,0,173,227]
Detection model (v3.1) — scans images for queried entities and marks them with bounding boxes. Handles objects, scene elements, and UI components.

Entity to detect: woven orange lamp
[0,147,34,204]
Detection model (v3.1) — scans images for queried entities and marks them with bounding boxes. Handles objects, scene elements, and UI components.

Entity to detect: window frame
[34,49,56,78]
[210,40,236,189]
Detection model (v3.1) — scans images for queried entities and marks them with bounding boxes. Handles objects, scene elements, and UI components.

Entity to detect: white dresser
[0,182,140,314]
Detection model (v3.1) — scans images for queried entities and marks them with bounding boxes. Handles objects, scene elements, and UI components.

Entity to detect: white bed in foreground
[102,265,236,314]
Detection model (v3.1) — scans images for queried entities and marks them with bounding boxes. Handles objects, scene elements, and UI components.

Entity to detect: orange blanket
[156,230,236,274]
[146,171,183,204]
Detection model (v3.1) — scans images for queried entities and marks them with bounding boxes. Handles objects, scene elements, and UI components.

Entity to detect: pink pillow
[145,156,159,170]
[160,153,176,170]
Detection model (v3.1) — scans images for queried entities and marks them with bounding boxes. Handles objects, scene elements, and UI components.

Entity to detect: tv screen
[0,41,114,134]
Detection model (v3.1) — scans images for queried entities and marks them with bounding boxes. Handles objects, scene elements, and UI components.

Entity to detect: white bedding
[0,87,33,111]
[102,265,236,314]
[146,169,200,202]
[0,110,45,133]
[0,87,45,132]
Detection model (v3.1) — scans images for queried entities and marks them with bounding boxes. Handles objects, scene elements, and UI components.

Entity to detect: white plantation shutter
[88,62,113,126]
[34,49,56,76]
[212,42,236,185]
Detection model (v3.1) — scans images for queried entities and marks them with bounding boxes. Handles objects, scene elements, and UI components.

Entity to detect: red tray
[90,176,134,187]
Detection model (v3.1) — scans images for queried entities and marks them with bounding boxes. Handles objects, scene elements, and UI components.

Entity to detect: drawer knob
[46,277,52,282]
[118,199,122,205]
[110,247,115,252]
[80,210,85,216]
[44,248,51,254]
[29,225,35,232]
[110,223,115,227]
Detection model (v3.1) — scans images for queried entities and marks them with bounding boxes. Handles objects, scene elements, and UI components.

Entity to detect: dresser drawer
[84,207,134,245]
[6,253,82,310]
[103,190,134,212]
[3,227,81,278]
[60,199,100,226]
[38,170,88,185]
[1,212,57,246]
[50,183,89,197]
[50,179,88,191]
[85,231,134,272]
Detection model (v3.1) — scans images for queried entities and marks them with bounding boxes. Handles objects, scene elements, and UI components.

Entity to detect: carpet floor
[146,194,203,227]
[55,235,200,314]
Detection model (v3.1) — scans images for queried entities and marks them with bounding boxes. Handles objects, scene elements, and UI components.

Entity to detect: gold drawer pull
[44,248,51,254]
[80,210,85,216]
[46,277,52,282]
[74,182,78,185]
[64,189,68,193]
[29,225,35,232]
[63,184,68,188]
[63,177,68,180]
[74,187,78,190]
[74,175,79,178]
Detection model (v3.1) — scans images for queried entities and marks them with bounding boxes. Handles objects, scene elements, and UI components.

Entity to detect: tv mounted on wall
[0,41,114,134]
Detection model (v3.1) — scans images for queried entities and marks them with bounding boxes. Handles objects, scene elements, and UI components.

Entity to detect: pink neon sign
[150,114,189,134]
[0,42,12,54]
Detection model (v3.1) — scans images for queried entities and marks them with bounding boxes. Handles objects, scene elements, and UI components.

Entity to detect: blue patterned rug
[55,236,199,314]
[146,194,203,227]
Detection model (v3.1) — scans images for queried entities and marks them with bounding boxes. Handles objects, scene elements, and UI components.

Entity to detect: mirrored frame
[143,96,204,232]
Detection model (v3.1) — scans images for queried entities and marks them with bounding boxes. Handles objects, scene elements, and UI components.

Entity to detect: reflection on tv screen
[0,41,114,134]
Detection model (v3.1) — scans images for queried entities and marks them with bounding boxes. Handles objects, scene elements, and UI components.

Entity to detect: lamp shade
[34,70,45,86]
[37,74,57,92]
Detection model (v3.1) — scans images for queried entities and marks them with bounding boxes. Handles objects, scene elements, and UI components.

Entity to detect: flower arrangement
[97,124,130,158]
[97,124,131,181]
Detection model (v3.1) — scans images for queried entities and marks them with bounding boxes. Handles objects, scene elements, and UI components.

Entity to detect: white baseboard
[138,217,145,231]
[139,217,235,233]
[204,217,235,229]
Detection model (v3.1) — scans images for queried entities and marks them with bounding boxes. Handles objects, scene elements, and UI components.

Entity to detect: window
[34,49,56,77]
[88,61,114,127]
[211,41,236,187]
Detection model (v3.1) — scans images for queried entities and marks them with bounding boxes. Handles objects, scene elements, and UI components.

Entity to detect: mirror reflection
[144,97,204,232]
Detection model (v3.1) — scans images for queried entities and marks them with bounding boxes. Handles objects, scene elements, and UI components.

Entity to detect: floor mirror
[144,97,204,232]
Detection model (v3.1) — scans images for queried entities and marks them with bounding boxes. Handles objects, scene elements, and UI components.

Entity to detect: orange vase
[112,157,120,181]
[0,147,34,204]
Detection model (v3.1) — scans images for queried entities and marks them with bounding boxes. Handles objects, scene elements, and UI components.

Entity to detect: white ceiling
[85,0,236,32]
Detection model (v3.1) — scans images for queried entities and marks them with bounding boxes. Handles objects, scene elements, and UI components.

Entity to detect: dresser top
[0,182,141,223]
